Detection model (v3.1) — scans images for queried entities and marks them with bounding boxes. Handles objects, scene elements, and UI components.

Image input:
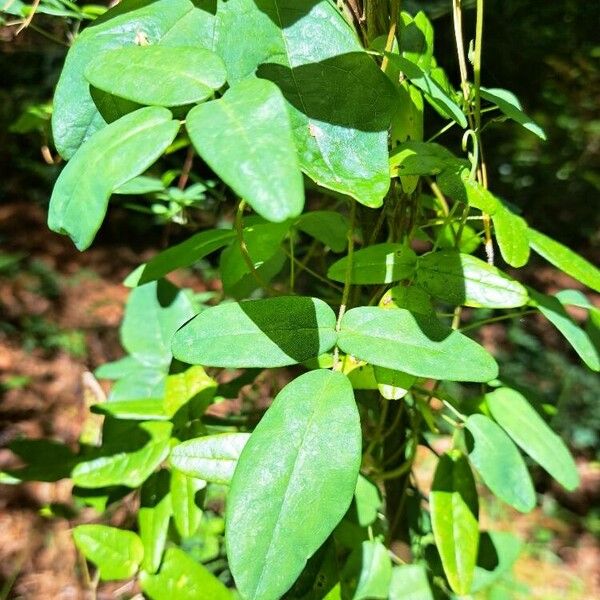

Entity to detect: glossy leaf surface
[328,243,417,285]
[170,433,250,485]
[486,387,579,490]
[48,107,179,250]
[73,524,143,581]
[226,370,361,600]
[187,79,304,222]
[86,46,226,106]
[172,296,337,367]
[416,250,529,308]
[141,547,230,600]
[338,307,498,382]
[216,0,396,207]
[430,451,479,595]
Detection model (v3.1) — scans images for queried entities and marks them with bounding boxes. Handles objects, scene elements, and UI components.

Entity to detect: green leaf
[216,0,395,207]
[121,280,195,370]
[226,370,361,600]
[486,387,579,490]
[163,365,217,418]
[529,289,600,371]
[170,433,250,485]
[480,87,546,140]
[72,421,173,488]
[114,175,166,195]
[389,564,434,600]
[328,243,416,285]
[338,307,498,382]
[465,414,535,513]
[471,531,522,593]
[389,141,462,177]
[373,366,417,400]
[93,399,168,421]
[354,475,382,528]
[492,205,530,268]
[379,285,434,314]
[52,0,215,158]
[140,547,231,600]
[385,54,467,127]
[139,471,172,574]
[296,211,349,253]
[416,250,529,308]
[172,296,338,368]
[399,10,434,72]
[73,524,144,581]
[346,540,392,600]
[125,229,235,287]
[528,228,600,293]
[430,450,479,595]
[48,107,179,250]
[170,470,205,538]
[187,78,303,222]
[219,221,289,298]
[85,45,226,107]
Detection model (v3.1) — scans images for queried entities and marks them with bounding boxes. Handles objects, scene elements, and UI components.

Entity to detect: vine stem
[333,200,357,370]
[459,309,536,332]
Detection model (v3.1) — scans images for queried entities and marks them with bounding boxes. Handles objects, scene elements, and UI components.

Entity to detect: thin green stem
[459,309,536,332]
[333,200,357,370]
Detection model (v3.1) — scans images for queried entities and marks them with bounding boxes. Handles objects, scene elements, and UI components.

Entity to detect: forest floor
[0,201,599,599]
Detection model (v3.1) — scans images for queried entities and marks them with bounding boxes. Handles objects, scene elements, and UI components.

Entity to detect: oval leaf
[465,414,536,513]
[529,290,600,371]
[85,46,226,106]
[430,451,479,595]
[486,387,579,490]
[338,307,498,382]
[492,205,530,268]
[170,433,250,485]
[187,78,303,222]
[529,228,600,293]
[48,107,179,250]
[417,250,529,308]
[296,211,349,253]
[226,370,362,600]
[73,524,143,581]
[328,243,417,285]
[172,296,337,368]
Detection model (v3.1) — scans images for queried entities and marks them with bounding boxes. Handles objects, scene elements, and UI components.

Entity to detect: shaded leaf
[416,250,529,308]
[342,540,392,600]
[172,296,337,367]
[296,211,349,253]
[170,470,205,538]
[328,243,416,285]
[338,307,498,382]
[430,451,479,595]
